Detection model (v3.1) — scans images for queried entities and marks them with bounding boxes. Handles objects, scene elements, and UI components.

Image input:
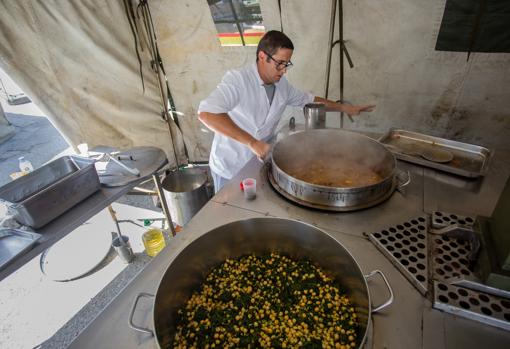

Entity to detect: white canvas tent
[0,0,509,170]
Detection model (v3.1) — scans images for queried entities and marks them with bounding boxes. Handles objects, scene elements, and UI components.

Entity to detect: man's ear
[257,50,265,61]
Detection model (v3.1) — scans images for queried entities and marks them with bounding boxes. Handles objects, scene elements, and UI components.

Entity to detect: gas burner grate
[430,233,478,282]
[369,216,429,295]
[431,211,475,229]
[370,211,510,331]
[433,281,510,331]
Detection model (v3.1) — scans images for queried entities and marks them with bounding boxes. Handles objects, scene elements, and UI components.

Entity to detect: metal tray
[0,229,41,271]
[379,129,492,178]
[0,156,100,228]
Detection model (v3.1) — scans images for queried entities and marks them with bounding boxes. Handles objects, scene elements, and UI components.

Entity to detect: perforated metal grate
[431,211,475,229]
[434,281,510,331]
[430,234,478,282]
[431,211,509,331]
[369,216,429,295]
[371,211,510,331]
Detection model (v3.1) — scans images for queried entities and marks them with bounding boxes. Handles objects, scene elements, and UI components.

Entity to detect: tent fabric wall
[0,0,187,167]
[150,0,510,151]
[0,0,509,164]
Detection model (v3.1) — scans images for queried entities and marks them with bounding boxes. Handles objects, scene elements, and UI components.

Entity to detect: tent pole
[339,0,344,128]
[324,0,336,100]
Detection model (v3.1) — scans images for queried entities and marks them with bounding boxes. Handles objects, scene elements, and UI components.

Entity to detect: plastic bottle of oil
[142,220,166,257]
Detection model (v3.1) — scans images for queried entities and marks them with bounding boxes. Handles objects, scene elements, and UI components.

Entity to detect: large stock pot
[129,218,393,348]
[269,129,408,211]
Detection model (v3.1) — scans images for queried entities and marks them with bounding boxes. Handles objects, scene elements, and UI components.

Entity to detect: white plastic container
[242,178,257,200]
[18,156,34,173]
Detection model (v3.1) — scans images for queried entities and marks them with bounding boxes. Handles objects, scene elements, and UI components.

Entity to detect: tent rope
[124,0,190,168]
[123,0,144,92]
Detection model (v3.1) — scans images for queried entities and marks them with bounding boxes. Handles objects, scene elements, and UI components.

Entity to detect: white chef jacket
[198,63,314,179]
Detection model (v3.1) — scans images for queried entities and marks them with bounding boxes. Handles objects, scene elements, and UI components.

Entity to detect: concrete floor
[0,68,164,349]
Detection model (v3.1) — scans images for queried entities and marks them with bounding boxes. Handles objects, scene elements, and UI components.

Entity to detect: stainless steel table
[0,177,148,282]
[68,147,510,349]
[0,146,173,282]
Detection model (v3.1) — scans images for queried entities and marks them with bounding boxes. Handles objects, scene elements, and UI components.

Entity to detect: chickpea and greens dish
[173,253,359,349]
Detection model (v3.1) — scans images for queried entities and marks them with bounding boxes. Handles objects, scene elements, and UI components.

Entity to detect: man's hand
[248,139,271,159]
[341,104,376,116]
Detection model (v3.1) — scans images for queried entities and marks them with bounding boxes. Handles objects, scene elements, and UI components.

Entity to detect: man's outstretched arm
[313,96,375,116]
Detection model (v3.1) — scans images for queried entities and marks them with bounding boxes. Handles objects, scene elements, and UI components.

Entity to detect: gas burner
[369,211,510,331]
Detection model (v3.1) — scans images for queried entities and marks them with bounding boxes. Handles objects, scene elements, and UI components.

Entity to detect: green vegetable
[172,253,359,349]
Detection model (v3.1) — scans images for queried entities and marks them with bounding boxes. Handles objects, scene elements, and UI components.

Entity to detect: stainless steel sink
[0,229,41,271]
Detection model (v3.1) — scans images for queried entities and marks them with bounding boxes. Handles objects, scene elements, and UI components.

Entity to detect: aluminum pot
[269,129,409,211]
[162,168,211,226]
[129,218,393,348]
[303,102,326,130]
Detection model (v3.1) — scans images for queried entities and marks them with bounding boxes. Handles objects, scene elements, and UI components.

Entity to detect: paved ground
[1,66,72,186]
[0,68,162,349]
[0,113,72,187]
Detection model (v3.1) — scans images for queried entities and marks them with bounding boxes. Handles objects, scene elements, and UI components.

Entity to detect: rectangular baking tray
[378,129,492,178]
[0,156,100,228]
[0,229,41,271]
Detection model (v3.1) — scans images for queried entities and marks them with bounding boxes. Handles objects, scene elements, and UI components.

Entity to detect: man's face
[257,48,293,84]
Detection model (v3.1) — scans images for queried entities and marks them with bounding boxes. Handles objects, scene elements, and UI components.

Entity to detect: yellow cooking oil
[142,228,166,257]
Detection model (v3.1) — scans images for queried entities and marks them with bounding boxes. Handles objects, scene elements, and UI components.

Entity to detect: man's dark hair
[256,30,294,61]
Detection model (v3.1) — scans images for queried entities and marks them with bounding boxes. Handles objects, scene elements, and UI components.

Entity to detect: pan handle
[128,292,155,335]
[396,170,411,193]
[289,116,296,131]
[364,270,394,313]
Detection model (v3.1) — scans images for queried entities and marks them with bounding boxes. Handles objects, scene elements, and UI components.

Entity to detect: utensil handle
[365,269,394,313]
[128,292,155,335]
[107,205,126,246]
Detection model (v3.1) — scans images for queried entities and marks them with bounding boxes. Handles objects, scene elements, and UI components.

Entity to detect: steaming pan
[269,129,403,211]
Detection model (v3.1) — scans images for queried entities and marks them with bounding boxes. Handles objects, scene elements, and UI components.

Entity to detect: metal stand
[152,173,176,236]
[124,171,177,237]
[324,0,354,128]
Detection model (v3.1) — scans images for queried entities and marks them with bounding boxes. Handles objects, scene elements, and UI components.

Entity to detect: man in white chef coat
[198,30,375,193]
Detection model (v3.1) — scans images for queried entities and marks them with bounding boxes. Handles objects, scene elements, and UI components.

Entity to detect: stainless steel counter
[0,178,146,282]
[68,147,510,349]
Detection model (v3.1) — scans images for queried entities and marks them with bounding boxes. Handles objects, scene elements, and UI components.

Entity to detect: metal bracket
[431,224,481,268]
